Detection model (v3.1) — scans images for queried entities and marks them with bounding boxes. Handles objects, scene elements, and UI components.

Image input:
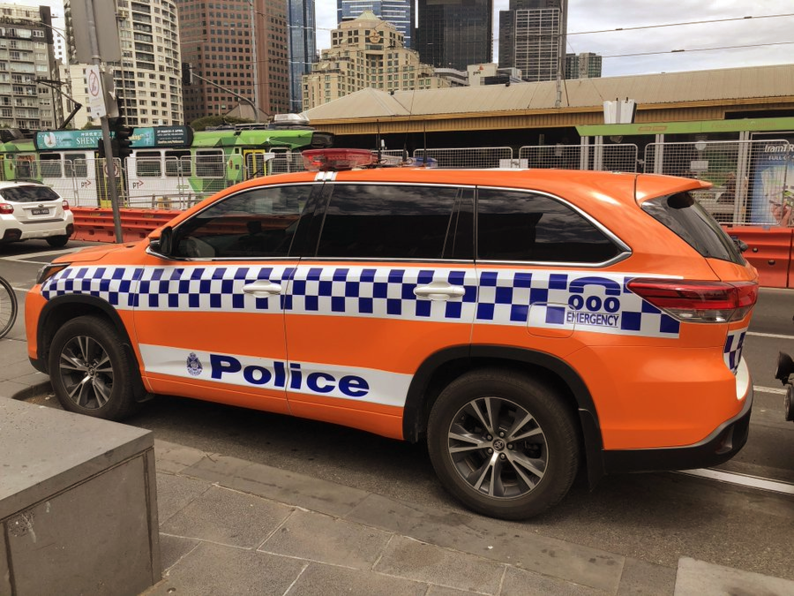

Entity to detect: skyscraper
[289,0,316,113]
[566,52,602,79]
[415,0,492,71]
[337,1,413,48]
[177,0,290,124]
[0,3,61,130]
[64,0,183,127]
[498,0,567,83]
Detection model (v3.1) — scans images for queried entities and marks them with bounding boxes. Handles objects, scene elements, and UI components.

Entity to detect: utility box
[0,399,160,596]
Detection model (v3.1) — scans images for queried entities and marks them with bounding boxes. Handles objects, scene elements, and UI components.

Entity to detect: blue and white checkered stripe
[41,264,680,338]
[723,328,747,374]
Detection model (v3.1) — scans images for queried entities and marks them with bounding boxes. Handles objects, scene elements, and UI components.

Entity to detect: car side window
[477,188,620,263]
[172,185,310,259]
[316,184,460,259]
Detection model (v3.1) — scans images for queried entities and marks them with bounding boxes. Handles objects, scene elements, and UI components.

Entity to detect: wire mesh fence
[518,144,639,172]
[644,140,793,226]
[413,147,514,169]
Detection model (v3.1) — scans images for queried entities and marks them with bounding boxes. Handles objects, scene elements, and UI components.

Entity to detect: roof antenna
[376,119,382,165]
[422,120,428,168]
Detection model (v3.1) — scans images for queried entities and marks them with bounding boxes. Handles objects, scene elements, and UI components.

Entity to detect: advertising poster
[750,133,794,226]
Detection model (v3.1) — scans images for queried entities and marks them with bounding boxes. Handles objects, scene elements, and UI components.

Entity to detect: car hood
[52,243,135,264]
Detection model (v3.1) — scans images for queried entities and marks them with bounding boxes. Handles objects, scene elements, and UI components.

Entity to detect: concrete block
[374,535,505,594]
[674,557,794,595]
[259,509,392,569]
[148,542,305,596]
[502,565,606,595]
[0,399,159,596]
[159,485,291,548]
[289,563,427,596]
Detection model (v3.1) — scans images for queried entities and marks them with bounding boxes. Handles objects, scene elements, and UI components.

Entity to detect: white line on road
[0,247,84,262]
[676,469,794,496]
[747,331,794,341]
[755,385,788,395]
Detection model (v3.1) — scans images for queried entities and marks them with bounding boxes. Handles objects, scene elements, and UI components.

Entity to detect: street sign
[68,0,122,63]
[86,65,106,119]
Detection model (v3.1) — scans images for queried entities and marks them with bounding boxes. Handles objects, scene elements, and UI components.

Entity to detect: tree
[190,115,254,131]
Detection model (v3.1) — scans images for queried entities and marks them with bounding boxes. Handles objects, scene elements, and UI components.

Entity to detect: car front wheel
[427,369,580,520]
[48,315,139,420]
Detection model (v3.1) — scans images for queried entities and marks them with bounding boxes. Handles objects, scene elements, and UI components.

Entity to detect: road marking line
[1,247,84,262]
[747,331,794,340]
[11,286,30,294]
[676,469,794,496]
[754,385,788,395]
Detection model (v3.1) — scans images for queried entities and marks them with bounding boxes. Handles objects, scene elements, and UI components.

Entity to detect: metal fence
[414,147,514,169]
[644,140,793,226]
[32,142,794,227]
[518,144,639,172]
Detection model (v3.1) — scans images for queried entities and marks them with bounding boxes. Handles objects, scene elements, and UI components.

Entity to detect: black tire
[427,369,580,520]
[46,235,69,248]
[0,276,18,339]
[48,315,140,420]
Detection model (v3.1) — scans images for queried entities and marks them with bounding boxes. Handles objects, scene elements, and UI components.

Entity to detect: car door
[284,180,476,439]
[133,181,318,414]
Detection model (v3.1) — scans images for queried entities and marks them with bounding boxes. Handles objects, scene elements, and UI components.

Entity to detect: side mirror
[150,225,173,256]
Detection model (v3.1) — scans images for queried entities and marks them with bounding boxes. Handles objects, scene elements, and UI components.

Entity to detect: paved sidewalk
[3,328,794,595]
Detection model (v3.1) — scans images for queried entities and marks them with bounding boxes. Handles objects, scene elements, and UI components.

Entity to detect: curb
[11,380,52,402]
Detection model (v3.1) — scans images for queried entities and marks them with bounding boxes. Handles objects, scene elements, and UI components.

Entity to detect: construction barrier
[72,208,180,244]
[722,226,794,289]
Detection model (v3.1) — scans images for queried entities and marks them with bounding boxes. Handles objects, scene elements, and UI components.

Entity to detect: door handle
[414,283,466,301]
[243,281,282,298]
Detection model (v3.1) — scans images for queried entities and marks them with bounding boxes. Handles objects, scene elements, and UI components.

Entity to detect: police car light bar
[302,149,377,171]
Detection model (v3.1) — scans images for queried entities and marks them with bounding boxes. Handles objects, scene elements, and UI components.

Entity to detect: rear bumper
[602,384,753,473]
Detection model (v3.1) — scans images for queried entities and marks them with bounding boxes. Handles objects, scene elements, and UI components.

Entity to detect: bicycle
[0,276,18,339]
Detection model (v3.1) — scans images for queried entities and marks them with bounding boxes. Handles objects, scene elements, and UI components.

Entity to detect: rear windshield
[641,191,745,265]
[0,185,60,203]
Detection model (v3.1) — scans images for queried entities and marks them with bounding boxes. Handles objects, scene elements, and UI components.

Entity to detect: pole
[85,0,123,243]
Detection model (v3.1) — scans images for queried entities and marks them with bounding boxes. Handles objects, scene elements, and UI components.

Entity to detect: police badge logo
[186,352,203,376]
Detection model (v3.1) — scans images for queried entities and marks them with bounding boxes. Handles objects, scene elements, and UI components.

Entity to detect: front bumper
[602,383,753,473]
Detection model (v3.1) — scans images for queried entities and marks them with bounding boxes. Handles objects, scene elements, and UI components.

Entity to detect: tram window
[65,154,88,178]
[40,154,62,178]
[16,156,37,180]
[195,150,224,178]
[136,151,162,177]
[165,150,191,177]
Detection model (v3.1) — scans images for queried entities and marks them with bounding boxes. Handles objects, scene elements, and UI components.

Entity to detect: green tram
[0,121,333,208]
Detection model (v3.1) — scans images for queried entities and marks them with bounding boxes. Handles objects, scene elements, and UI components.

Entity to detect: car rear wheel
[48,315,139,420]
[427,369,580,520]
[46,235,69,248]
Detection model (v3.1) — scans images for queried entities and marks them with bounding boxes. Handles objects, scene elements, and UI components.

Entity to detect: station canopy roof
[302,64,794,122]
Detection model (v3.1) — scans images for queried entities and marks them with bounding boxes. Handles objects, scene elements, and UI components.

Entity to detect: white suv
[0,182,74,247]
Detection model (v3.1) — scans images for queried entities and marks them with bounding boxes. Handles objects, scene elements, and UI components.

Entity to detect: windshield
[641,191,745,265]
[0,185,61,203]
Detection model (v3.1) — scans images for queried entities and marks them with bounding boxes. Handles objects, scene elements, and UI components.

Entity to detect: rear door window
[476,188,621,263]
[641,191,745,264]
[0,185,60,203]
[316,184,461,259]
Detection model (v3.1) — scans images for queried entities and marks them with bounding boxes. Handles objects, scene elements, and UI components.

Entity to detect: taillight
[0,203,13,214]
[627,279,758,323]
[62,199,70,211]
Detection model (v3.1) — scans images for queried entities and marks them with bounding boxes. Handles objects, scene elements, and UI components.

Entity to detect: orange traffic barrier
[71,207,180,244]
[722,226,794,289]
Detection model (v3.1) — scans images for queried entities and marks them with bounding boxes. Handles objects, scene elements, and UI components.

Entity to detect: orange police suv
[27,149,758,520]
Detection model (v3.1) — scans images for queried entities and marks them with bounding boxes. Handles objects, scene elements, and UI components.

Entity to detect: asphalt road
[3,239,794,581]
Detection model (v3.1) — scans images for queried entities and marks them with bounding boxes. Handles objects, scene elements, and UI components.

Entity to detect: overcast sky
[315,0,794,77]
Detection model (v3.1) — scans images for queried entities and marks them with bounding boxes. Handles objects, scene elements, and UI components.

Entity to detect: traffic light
[110,117,134,160]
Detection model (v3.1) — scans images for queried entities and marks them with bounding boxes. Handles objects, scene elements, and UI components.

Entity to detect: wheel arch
[403,345,605,488]
[37,295,147,400]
